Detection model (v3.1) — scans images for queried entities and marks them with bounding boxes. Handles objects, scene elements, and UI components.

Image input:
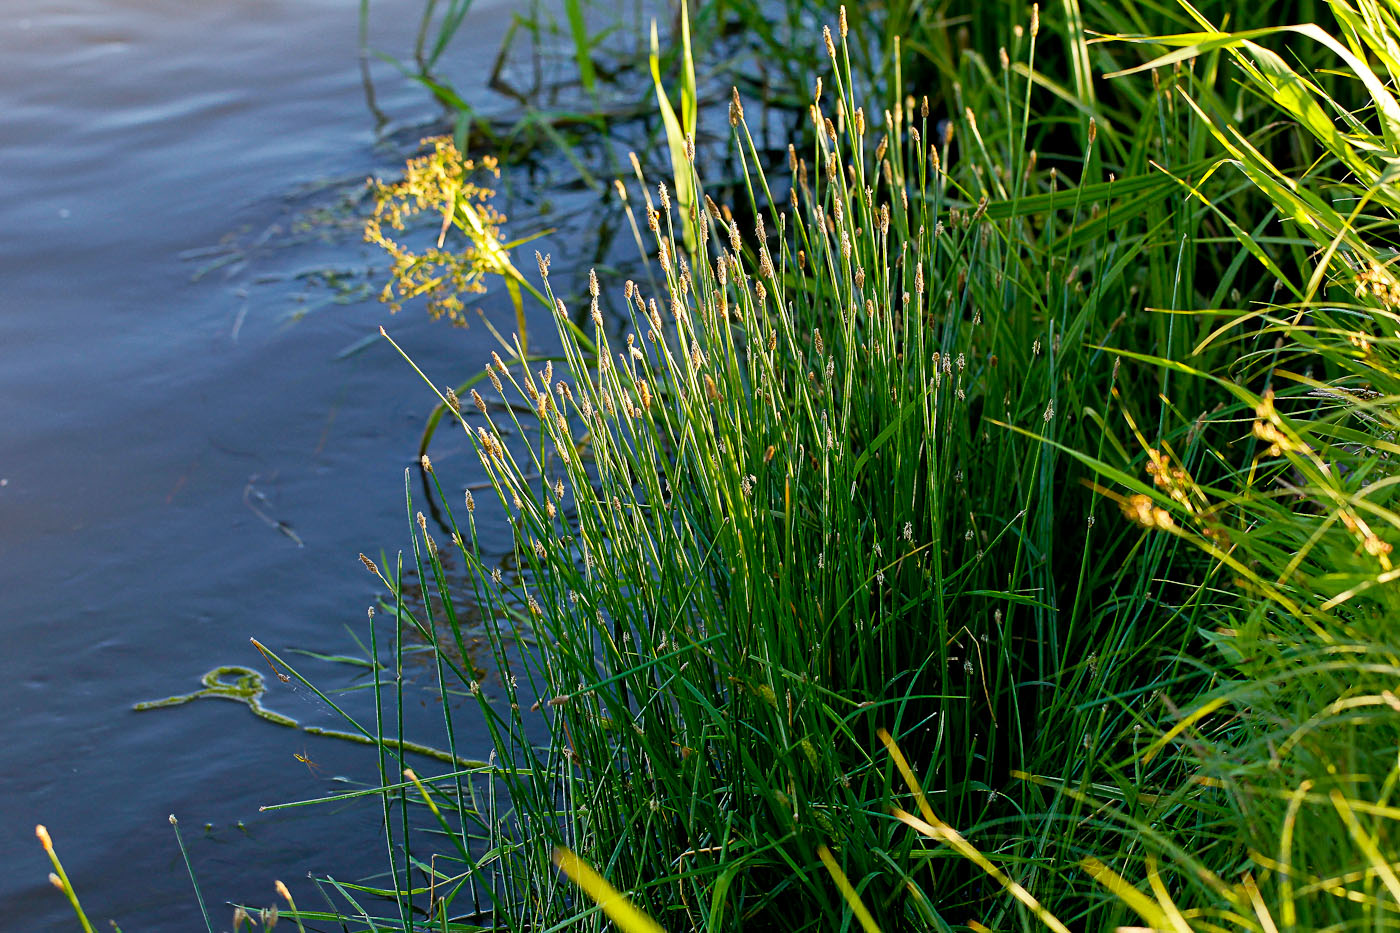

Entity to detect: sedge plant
[347,4,1273,928]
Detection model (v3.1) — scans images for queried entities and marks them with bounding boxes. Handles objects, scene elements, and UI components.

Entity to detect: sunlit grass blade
[555,848,666,933]
[35,825,95,933]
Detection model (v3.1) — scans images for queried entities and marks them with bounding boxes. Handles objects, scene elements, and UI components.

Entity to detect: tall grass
[1016,1,1400,927]
[345,4,1276,928]
[53,0,1400,928]
[202,1,1400,932]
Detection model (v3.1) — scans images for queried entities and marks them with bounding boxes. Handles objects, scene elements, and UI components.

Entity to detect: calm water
[0,0,595,926]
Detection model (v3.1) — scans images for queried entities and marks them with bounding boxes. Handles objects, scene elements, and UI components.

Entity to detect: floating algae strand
[133,666,298,726]
[134,666,486,768]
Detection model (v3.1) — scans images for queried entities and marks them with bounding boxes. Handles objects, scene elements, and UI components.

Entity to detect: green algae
[134,666,486,768]
[133,666,297,727]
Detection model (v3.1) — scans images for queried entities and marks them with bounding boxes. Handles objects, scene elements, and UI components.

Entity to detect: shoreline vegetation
[43,0,1400,929]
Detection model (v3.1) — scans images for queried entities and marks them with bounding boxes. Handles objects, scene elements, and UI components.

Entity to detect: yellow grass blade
[817,845,884,933]
[555,848,666,933]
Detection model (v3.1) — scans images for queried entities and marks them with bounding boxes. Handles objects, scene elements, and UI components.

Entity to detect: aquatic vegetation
[133,658,486,768]
[133,665,299,727]
[363,137,512,326]
[40,0,1400,929]
[348,4,1248,927]
[339,0,1400,925]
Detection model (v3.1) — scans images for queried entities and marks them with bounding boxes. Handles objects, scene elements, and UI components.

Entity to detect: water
[0,0,585,926]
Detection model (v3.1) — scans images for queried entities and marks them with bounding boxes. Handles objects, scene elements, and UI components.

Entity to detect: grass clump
[288,0,1400,931]
[356,5,1246,929]
[1030,2,1400,927]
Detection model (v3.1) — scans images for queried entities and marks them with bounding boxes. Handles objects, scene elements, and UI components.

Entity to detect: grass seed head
[1122,494,1175,531]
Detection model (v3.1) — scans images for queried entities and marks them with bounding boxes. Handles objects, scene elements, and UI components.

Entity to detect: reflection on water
[0,0,555,927]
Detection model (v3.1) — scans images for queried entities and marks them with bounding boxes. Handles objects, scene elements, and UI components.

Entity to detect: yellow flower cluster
[363,137,506,325]
[1355,258,1400,311]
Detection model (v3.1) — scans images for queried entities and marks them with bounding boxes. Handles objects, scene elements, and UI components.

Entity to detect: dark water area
[0,0,613,927]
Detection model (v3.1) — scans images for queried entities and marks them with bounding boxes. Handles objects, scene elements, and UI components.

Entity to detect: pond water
[0,0,620,926]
